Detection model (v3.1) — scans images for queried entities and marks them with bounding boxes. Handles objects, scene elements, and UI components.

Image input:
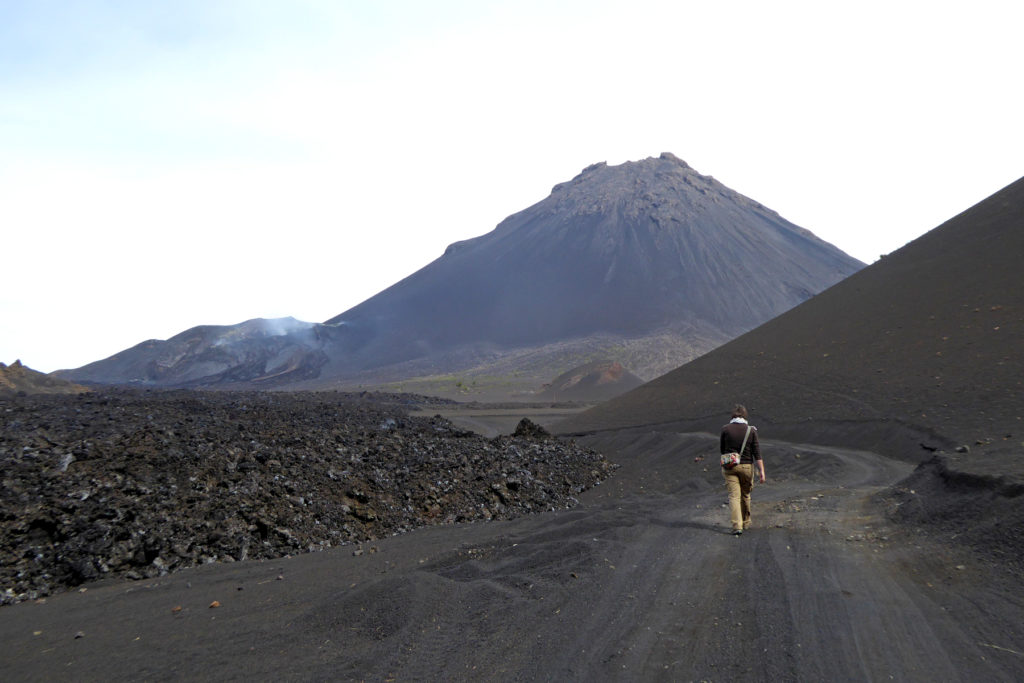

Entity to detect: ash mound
[0,391,614,604]
[880,454,1024,576]
[58,154,863,394]
[539,360,644,402]
[0,360,88,396]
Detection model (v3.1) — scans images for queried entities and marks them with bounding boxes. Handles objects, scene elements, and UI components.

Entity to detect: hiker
[720,404,765,536]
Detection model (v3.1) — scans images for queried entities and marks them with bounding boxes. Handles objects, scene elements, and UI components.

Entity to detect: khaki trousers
[722,464,754,531]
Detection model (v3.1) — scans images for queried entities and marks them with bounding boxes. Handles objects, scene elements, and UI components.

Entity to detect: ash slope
[557,174,1024,455]
[57,154,863,391]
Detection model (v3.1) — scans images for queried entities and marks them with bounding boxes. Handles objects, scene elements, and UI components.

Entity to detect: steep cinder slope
[557,175,1024,453]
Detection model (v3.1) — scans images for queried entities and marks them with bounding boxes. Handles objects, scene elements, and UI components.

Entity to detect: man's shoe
[732,529,743,536]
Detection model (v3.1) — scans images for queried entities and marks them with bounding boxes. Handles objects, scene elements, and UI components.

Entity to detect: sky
[2,0,1022,373]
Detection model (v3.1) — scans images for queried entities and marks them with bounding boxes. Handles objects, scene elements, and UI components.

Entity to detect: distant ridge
[55,318,325,387]
[1,360,88,395]
[556,175,1024,453]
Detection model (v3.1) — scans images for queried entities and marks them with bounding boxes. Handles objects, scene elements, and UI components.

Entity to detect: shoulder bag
[721,426,752,469]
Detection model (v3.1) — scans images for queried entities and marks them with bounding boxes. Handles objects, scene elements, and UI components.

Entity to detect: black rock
[0,389,614,604]
[512,418,551,440]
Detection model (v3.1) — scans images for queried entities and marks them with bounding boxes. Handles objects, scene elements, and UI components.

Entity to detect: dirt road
[3,429,1022,681]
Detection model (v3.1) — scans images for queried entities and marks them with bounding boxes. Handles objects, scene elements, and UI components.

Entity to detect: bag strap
[738,425,752,459]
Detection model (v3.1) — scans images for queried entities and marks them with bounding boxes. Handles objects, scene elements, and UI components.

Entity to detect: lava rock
[0,389,614,604]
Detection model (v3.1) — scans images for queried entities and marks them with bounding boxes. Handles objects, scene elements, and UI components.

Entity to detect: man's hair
[731,404,748,419]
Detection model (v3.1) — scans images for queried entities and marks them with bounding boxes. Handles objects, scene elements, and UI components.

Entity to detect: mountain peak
[553,152,697,196]
[316,154,863,382]
[658,151,691,167]
[543,153,780,233]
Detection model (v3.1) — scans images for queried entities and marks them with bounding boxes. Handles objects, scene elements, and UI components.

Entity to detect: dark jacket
[720,422,761,464]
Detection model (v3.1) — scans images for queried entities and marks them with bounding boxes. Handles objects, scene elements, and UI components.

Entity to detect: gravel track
[3,419,1022,681]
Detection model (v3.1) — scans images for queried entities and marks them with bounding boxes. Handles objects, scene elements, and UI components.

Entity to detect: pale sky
[2,0,1022,373]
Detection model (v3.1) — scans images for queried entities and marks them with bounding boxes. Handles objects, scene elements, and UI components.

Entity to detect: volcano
[58,154,863,395]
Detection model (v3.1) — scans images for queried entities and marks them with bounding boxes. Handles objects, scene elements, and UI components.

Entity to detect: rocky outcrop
[0,390,614,604]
